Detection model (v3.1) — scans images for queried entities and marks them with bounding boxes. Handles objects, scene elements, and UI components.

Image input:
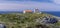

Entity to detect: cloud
[52,0,60,5]
[0,1,60,11]
[0,0,32,1]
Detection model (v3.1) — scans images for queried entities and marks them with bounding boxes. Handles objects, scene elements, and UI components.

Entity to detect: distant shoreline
[0,11,59,17]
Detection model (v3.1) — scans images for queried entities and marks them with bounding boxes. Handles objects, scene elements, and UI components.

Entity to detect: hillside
[0,13,59,28]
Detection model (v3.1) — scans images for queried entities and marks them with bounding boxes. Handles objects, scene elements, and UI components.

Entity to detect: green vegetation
[0,13,59,28]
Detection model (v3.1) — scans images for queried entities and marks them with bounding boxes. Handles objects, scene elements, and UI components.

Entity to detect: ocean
[44,11,60,17]
[0,11,60,17]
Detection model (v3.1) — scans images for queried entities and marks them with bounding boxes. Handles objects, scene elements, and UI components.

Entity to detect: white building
[34,8,42,14]
[23,10,32,13]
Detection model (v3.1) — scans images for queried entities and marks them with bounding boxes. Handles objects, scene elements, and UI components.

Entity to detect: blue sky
[0,0,60,11]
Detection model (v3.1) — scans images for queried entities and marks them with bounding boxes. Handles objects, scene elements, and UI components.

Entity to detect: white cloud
[53,0,60,4]
[0,1,60,11]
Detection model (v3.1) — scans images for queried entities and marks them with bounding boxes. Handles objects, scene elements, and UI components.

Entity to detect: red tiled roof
[24,10,32,12]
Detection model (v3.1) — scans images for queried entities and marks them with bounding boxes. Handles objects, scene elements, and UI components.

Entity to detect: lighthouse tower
[34,8,39,13]
[34,8,42,14]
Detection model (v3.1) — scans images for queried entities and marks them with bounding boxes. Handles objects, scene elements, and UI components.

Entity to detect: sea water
[0,11,60,17]
[44,11,60,17]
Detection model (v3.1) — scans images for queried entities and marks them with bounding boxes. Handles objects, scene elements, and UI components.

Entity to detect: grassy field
[0,13,59,28]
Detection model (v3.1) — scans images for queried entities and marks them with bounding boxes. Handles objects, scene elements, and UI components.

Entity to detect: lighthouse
[34,8,39,13]
[34,8,41,14]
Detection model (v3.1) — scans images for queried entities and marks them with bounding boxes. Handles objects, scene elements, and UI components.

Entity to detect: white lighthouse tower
[34,8,39,13]
[34,8,41,14]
